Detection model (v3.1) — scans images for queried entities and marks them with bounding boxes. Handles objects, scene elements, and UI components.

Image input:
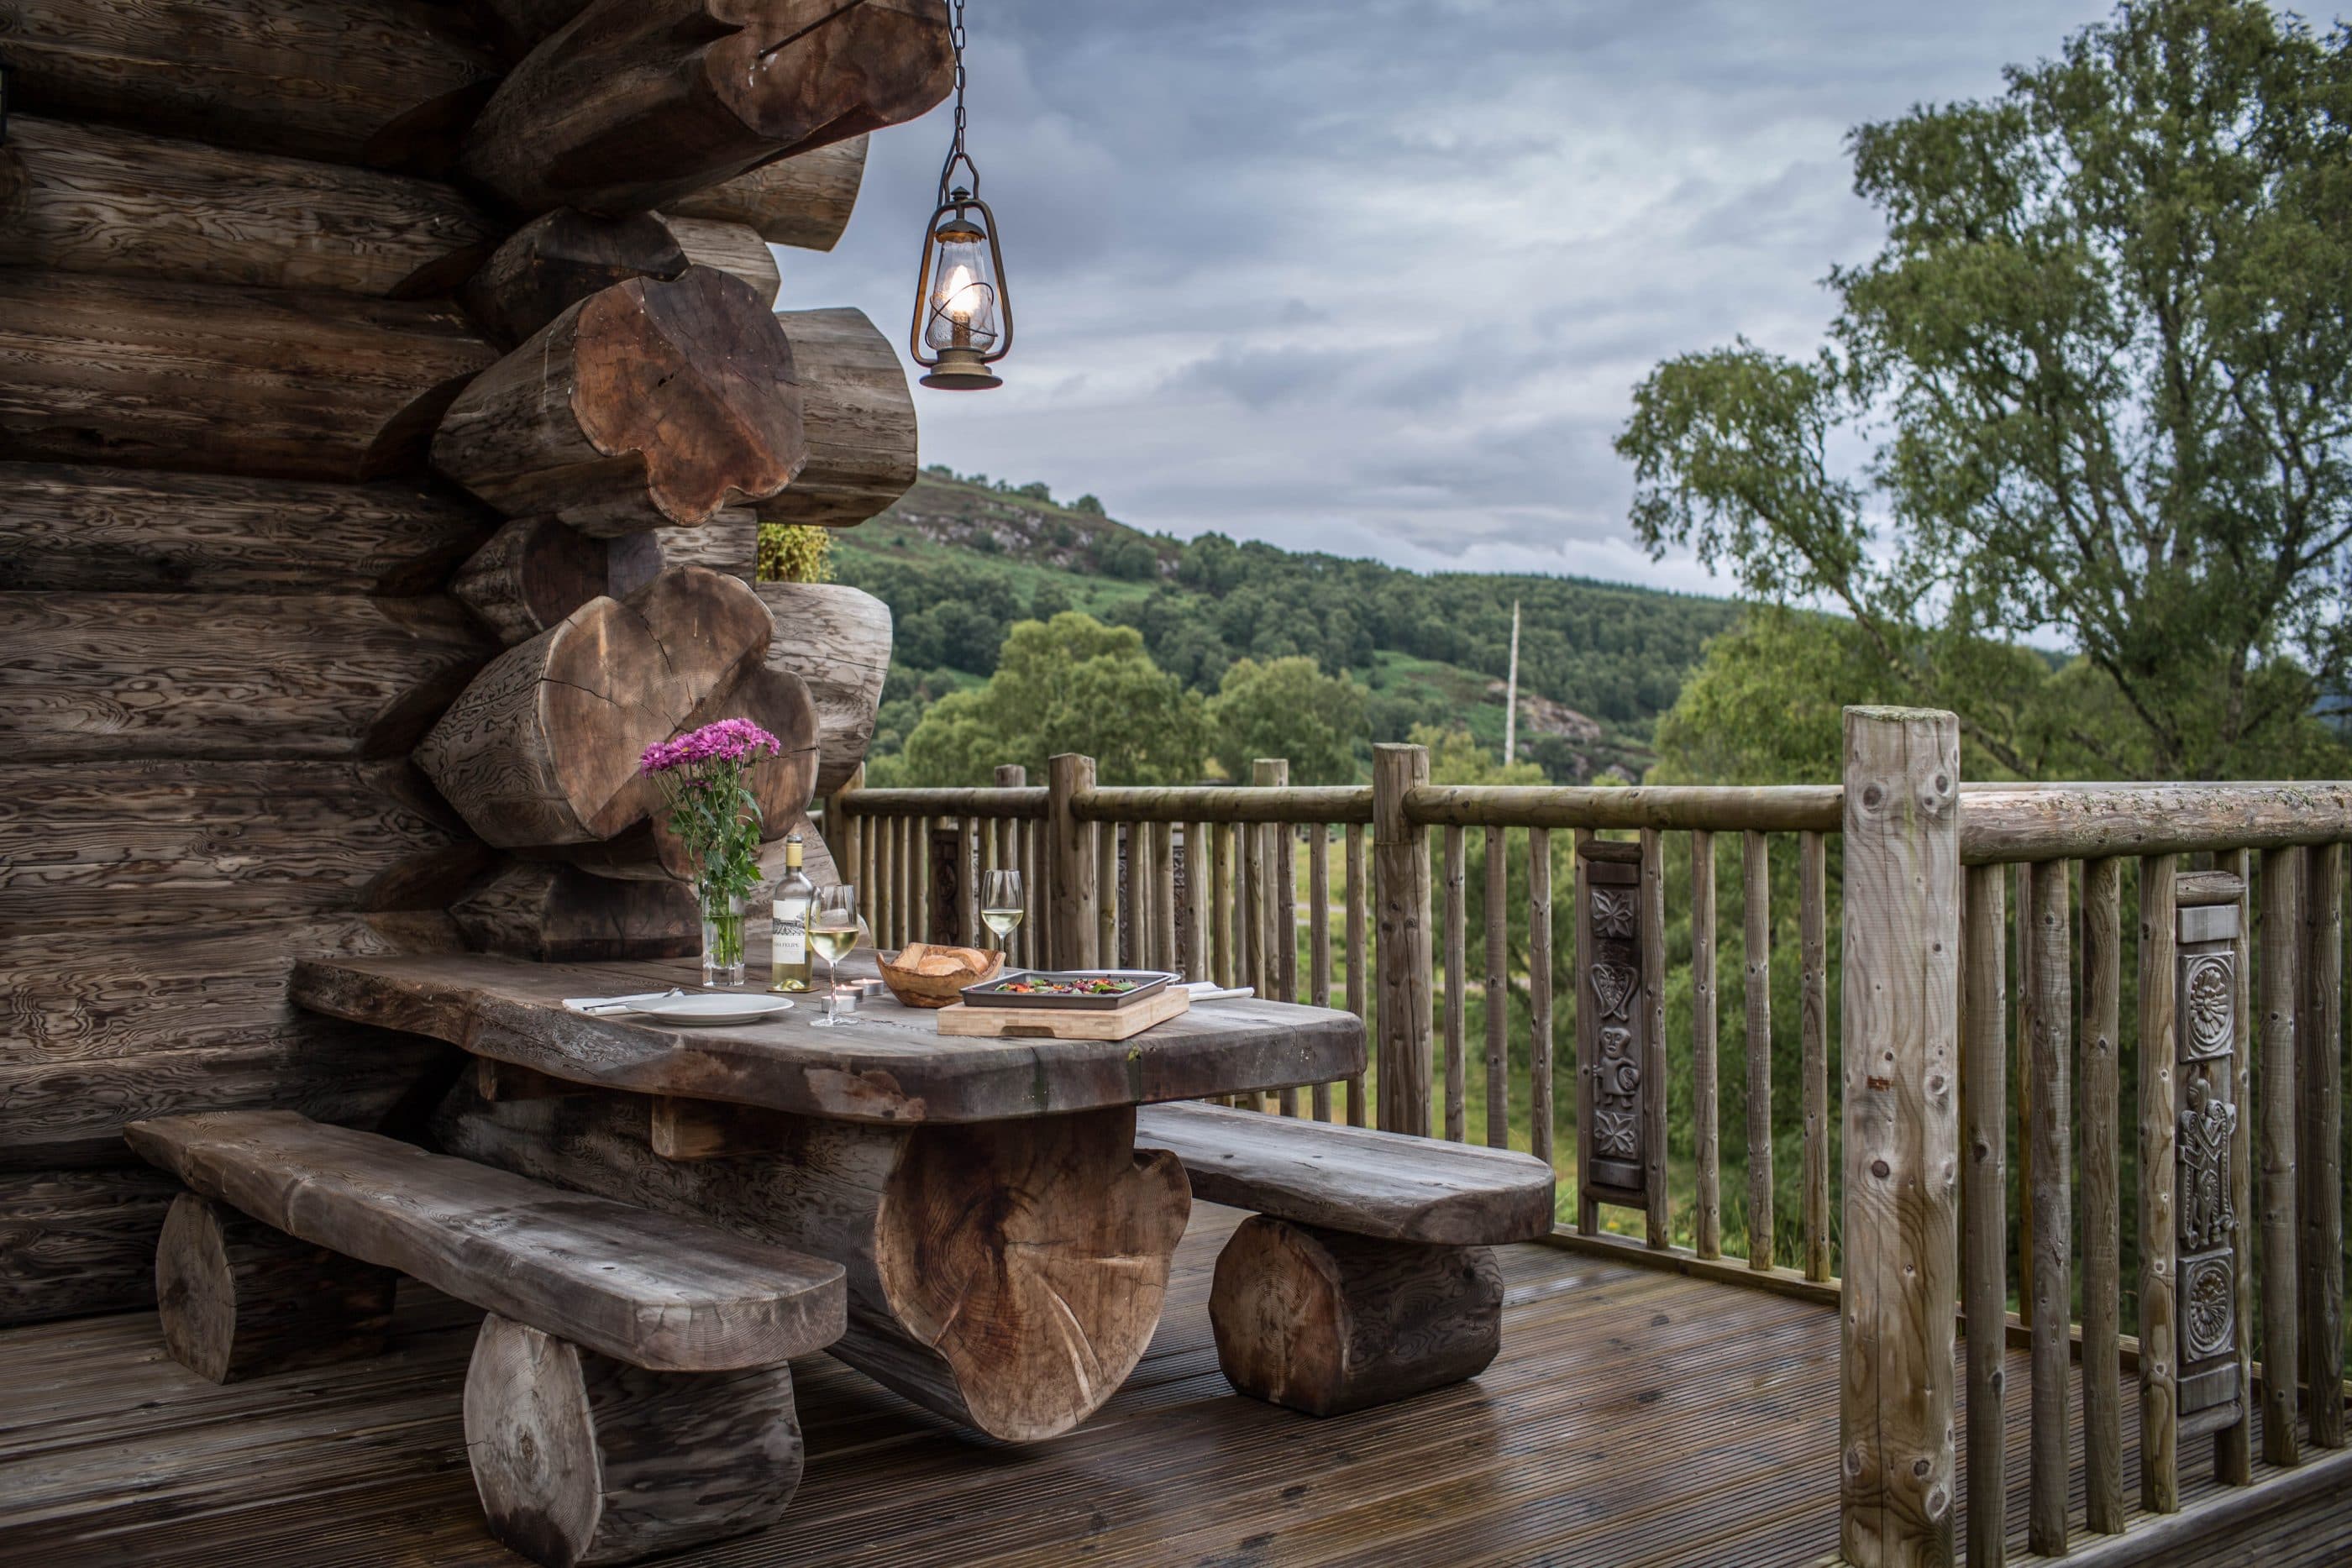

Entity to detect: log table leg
[465,1314,803,1568]
[155,1192,398,1384]
[433,1083,1190,1443]
[1208,1215,1504,1417]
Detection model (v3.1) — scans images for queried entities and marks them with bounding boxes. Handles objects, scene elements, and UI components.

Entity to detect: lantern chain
[937,0,979,201]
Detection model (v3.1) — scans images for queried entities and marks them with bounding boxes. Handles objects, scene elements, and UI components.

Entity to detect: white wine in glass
[809,884,859,1027]
[979,868,1024,949]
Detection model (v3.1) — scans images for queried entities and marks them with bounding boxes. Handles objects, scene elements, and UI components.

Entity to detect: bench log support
[465,1314,805,1568]
[1210,1215,1503,1416]
[155,1192,399,1384]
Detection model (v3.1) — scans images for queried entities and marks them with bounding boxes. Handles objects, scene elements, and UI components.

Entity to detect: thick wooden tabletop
[291,952,1365,1125]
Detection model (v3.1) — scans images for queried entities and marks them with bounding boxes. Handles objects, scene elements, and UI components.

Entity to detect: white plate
[635,993,796,1027]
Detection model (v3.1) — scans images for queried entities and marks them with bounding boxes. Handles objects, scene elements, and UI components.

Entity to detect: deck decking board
[2,1204,2345,1567]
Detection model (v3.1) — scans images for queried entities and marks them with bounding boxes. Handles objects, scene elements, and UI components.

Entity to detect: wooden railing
[826,719,2352,1566]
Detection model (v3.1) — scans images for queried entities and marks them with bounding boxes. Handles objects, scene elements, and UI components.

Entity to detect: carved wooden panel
[2174,899,2242,1415]
[1578,838,1649,1207]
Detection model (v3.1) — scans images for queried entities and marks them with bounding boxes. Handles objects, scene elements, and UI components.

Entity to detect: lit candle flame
[937,264,982,324]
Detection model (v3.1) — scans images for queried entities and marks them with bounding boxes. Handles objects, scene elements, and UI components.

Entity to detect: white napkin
[562,989,685,1016]
[1183,983,1255,1002]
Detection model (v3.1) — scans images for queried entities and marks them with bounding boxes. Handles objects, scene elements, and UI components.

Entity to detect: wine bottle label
[774,902,808,963]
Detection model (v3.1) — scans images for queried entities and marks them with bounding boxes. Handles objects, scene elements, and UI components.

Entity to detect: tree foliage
[1206,657,1368,784]
[1618,0,2352,779]
[885,613,1208,786]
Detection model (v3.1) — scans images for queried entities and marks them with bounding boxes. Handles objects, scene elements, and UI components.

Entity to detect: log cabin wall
[0,0,933,1325]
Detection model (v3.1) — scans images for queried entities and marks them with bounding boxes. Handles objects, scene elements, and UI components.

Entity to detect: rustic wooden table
[292,950,1365,1444]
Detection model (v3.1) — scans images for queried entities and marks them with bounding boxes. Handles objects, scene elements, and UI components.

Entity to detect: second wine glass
[979,868,1024,952]
[808,884,860,1027]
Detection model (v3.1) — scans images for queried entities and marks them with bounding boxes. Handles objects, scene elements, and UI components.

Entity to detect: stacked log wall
[0,0,934,1325]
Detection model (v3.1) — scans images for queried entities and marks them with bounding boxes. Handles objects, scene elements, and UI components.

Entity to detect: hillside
[820,470,1742,782]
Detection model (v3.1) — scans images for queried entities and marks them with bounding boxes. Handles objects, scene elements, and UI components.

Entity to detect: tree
[1095,532,1158,580]
[1073,493,1105,516]
[1205,657,1368,784]
[891,613,1209,785]
[1616,0,2352,779]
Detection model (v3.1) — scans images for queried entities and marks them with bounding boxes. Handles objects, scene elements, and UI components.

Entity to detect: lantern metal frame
[911,183,1013,390]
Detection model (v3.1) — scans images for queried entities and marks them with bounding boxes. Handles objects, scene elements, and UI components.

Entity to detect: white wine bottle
[769,836,814,992]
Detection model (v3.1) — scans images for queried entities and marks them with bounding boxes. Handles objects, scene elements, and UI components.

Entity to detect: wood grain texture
[756,582,891,795]
[433,1086,1187,1443]
[0,758,481,929]
[0,1020,457,1172]
[1483,825,1509,1146]
[0,591,494,763]
[433,268,805,535]
[1744,828,1773,1270]
[449,862,699,962]
[459,0,953,217]
[1049,753,1099,968]
[656,214,780,306]
[457,207,689,348]
[126,1109,846,1371]
[155,1193,398,1384]
[449,517,607,645]
[762,310,921,527]
[1692,829,1720,1258]
[2257,847,2300,1467]
[0,271,496,481]
[1208,1216,1504,1418]
[0,1167,181,1326]
[2025,858,2071,1557]
[1962,784,2352,864]
[1839,706,1961,1568]
[291,948,1366,1123]
[1641,828,1670,1247]
[2081,857,2126,1531]
[2297,842,2343,1450]
[4,1215,2352,1566]
[1441,824,1467,1141]
[1961,865,2008,1568]
[1525,825,1551,1158]
[664,138,868,251]
[2222,849,2257,1487]
[0,913,458,1068]
[0,116,494,297]
[1373,743,1434,1138]
[0,0,497,171]
[1133,1099,1556,1245]
[2139,853,2181,1511]
[465,1314,805,1568]
[609,506,757,590]
[0,462,493,595]
[412,564,774,846]
[1800,828,1831,1283]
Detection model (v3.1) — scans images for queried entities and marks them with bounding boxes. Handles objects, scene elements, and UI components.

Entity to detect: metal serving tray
[959,969,1179,1011]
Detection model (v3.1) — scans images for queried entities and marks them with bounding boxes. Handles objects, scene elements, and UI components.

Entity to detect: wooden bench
[124,1110,847,1568]
[1134,1101,1557,1416]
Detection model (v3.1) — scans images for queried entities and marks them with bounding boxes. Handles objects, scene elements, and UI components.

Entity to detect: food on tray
[990,975,1141,997]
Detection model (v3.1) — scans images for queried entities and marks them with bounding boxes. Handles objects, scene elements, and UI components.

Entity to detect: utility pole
[1502,599,1520,766]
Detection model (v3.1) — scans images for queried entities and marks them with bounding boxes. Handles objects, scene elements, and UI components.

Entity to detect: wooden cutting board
[936,987,1191,1041]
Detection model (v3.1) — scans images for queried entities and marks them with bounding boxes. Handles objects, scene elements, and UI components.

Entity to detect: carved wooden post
[2174,870,2252,1478]
[1839,706,1960,1568]
[1574,834,1660,1237]
[2139,853,2181,1510]
[1049,753,1097,968]
[1373,743,1431,1137]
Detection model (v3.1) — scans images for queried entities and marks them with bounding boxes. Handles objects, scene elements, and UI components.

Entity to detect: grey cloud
[780,0,2125,586]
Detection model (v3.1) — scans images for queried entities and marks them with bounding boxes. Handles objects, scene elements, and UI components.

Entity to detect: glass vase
[697,882,748,989]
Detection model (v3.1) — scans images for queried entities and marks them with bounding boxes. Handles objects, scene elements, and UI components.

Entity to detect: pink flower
[640,718,781,776]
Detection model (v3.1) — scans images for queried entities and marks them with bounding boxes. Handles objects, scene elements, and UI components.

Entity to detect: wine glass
[979,868,1024,953]
[808,885,859,1027]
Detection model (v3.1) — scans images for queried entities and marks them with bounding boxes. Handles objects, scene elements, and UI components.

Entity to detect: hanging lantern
[910,0,1011,390]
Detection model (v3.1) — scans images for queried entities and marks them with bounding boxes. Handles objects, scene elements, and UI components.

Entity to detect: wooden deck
[4,1204,2348,1567]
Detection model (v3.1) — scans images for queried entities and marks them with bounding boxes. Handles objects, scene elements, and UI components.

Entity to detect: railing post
[833,763,864,894]
[1048,753,1097,968]
[1839,706,1961,1568]
[1373,743,1431,1137]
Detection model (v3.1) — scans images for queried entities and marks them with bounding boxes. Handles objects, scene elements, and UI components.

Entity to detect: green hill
[823,469,1742,782]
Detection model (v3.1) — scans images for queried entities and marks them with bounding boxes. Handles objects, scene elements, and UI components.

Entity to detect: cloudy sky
[780,0,2120,594]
